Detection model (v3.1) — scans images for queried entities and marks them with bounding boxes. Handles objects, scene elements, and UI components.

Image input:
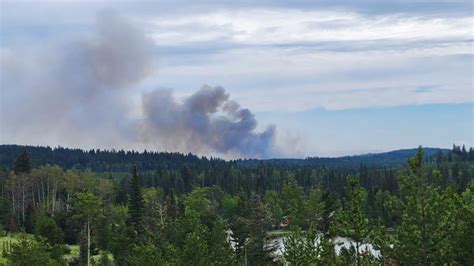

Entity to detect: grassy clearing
[0,233,113,265]
[0,234,24,264]
[63,244,80,262]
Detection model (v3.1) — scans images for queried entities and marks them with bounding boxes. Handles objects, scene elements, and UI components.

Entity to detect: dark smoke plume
[142,85,275,158]
[0,12,276,158]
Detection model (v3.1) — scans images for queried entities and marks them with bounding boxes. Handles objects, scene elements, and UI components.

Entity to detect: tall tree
[10,149,33,228]
[13,149,31,175]
[128,166,144,235]
[72,192,102,266]
[283,225,319,265]
[331,175,372,265]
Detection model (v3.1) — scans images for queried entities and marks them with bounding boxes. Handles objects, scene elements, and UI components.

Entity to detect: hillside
[240,148,448,168]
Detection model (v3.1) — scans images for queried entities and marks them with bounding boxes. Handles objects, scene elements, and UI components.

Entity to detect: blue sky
[0,0,473,158]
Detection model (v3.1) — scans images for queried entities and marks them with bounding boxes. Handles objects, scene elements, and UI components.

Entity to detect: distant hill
[238,148,449,168]
[0,144,448,172]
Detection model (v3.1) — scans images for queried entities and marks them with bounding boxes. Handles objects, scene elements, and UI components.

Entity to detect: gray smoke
[142,85,276,158]
[0,12,276,158]
[1,11,155,148]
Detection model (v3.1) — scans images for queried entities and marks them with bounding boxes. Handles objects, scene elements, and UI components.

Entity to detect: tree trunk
[87,220,91,266]
[21,178,25,224]
[52,181,57,213]
[355,241,360,266]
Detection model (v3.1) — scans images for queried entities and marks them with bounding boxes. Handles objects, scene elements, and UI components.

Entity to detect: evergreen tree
[13,149,31,175]
[283,225,319,265]
[281,178,306,228]
[5,236,58,265]
[331,175,372,265]
[246,174,275,265]
[165,189,178,222]
[231,193,251,262]
[128,166,144,234]
[208,219,236,265]
[34,214,64,246]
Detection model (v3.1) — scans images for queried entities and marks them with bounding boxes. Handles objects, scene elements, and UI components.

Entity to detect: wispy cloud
[147,9,473,48]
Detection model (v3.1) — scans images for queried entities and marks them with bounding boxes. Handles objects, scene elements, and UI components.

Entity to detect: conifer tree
[246,174,275,265]
[128,166,144,234]
[332,175,372,265]
[13,149,31,175]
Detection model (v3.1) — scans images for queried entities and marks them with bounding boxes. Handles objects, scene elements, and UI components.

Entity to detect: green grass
[64,244,80,262]
[0,233,25,264]
[0,234,113,265]
[64,245,114,264]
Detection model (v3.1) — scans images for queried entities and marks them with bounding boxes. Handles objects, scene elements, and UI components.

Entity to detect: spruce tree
[13,149,31,174]
[128,166,144,233]
[247,174,275,265]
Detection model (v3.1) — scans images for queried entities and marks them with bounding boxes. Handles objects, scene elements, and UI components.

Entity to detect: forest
[0,144,473,265]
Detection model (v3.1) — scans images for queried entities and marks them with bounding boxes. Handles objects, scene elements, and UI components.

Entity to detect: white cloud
[147,9,473,46]
[152,43,472,112]
[137,8,473,112]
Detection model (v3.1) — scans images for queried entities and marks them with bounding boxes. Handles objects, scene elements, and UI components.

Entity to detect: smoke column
[0,11,276,158]
[142,85,275,158]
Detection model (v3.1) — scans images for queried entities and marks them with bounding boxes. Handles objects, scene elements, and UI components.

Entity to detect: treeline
[0,146,473,265]
[3,144,471,173]
[0,144,211,173]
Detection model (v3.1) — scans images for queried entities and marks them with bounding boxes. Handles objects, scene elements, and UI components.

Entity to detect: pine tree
[128,166,144,233]
[283,225,319,265]
[246,198,274,265]
[13,149,31,175]
[331,175,372,265]
[246,174,275,265]
[231,193,251,262]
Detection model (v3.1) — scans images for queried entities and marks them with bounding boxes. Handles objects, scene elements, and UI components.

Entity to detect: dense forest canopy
[0,144,456,172]
[0,144,473,265]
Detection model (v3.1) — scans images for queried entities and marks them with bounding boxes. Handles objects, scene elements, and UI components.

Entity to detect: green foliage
[1,145,473,265]
[246,198,275,265]
[208,219,235,265]
[180,222,210,265]
[5,236,61,266]
[184,187,211,219]
[34,214,64,245]
[306,186,324,224]
[264,190,283,226]
[71,192,102,266]
[281,178,306,228]
[128,166,144,233]
[13,149,31,175]
[283,226,319,265]
[331,175,372,264]
[71,192,102,224]
[222,194,238,222]
[125,244,164,266]
[395,146,474,265]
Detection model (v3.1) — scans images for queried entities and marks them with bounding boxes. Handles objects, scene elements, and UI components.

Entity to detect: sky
[0,0,473,158]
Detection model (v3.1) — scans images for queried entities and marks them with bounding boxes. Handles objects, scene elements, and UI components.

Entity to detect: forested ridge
[0,144,473,265]
[0,144,453,172]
